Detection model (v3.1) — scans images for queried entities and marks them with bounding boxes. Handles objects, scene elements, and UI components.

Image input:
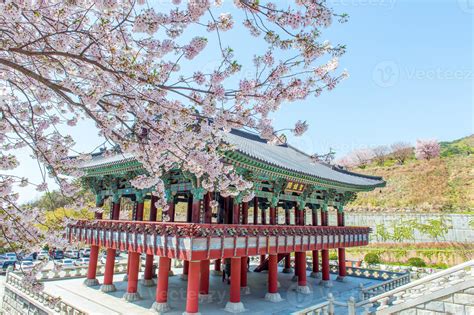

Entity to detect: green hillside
[348,135,474,212]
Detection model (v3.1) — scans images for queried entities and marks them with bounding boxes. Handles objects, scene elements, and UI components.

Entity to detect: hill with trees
[342,135,474,212]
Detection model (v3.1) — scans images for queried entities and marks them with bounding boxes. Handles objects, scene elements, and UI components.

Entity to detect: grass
[348,155,474,212]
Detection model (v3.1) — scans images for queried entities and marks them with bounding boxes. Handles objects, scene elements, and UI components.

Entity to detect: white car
[65,249,79,259]
[74,258,90,266]
[37,250,49,260]
[16,260,35,272]
[58,259,75,268]
[4,252,17,262]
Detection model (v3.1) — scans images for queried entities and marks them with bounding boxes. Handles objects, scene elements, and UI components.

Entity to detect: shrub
[407,257,426,267]
[364,253,381,264]
[329,251,338,260]
[431,262,449,269]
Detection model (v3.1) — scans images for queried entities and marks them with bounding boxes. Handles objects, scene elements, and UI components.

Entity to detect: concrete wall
[395,287,474,315]
[328,212,474,243]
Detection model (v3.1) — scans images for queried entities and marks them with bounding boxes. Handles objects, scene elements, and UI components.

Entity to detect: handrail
[359,272,411,300]
[367,259,474,303]
[4,271,88,315]
[291,300,332,315]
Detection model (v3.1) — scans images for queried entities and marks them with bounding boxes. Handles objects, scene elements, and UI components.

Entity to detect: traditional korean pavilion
[66,129,385,314]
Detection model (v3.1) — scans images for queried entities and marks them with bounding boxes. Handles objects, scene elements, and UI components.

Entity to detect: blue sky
[275,0,473,156]
[13,0,473,202]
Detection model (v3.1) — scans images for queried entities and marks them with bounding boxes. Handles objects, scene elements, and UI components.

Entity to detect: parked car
[74,258,90,266]
[20,252,38,261]
[16,260,35,272]
[38,250,49,260]
[58,259,75,268]
[50,249,64,260]
[65,249,79,259]
[0,256,16,274]
[4,252,17,262]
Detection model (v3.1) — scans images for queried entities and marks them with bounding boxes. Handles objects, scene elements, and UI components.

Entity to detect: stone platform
[40,264,381,314]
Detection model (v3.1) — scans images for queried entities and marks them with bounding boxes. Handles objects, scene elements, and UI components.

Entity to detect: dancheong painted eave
[77,129,385,191]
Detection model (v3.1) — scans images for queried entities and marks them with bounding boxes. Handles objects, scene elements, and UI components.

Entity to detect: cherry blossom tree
[415,139,441,160]
[337,148,374,168]
[0,1,349,253]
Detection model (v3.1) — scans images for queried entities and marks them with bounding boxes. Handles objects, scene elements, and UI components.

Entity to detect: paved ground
[37,264,380,315]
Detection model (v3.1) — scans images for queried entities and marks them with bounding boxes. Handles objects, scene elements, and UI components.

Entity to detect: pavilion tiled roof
[225,129,384,188]
[79,129,385,189]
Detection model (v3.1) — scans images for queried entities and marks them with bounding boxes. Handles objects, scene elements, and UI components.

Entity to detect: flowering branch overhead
[0,0,348,250]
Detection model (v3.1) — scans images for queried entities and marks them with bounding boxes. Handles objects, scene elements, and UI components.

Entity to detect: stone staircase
[293,260,474,315]
[363,260,474,315]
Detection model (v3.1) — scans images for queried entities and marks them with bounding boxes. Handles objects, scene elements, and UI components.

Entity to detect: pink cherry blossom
[0,0,349,265]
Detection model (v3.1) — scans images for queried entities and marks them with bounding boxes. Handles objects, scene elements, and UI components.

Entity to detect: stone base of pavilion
[42,264,382,314]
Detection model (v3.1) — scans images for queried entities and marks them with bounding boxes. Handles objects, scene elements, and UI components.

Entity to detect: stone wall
[396,287,474,315]
[329,212,474,243]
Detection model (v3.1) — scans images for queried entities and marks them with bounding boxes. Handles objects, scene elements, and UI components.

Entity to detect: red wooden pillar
[213,259,222,276]
[100,248,117,292]
[321,249,330,282]
[265,254,283,302]
[199,260,211,300]
[124,197,144,283]
[142,254,155,286]
[84,245,100,286]
[321,204,331,285]
[240,256,250,294]
[337,208,346,281]
[185,261,201,314]
[241,202,249,224]
[124,252,141,301]
[283,254,292,273]
[312,207,318,227]
[233,201,240,224]
[311,205,320,278]
[204,192,212,224]
[261,205,267,225]
[311,250,320,277]
[168,199,175,222]
[269,207,276,225]
[293,251,300,282]
[253,197,258,224]
[192,196,201,224]
[225,257,245,312]
[151,256,171,313]
[150,195,158,221]
[135,202,144,222]
[166,196,176,276]
[296,251,310,294]
[282,203,293,274]
[112,198,121,220]
[260,203,268,266]
[182,261,189,280]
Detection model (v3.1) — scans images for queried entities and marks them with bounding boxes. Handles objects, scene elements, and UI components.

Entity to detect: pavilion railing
[66,220,370,261]
[68,219,371,239]
[3,271,87,315]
